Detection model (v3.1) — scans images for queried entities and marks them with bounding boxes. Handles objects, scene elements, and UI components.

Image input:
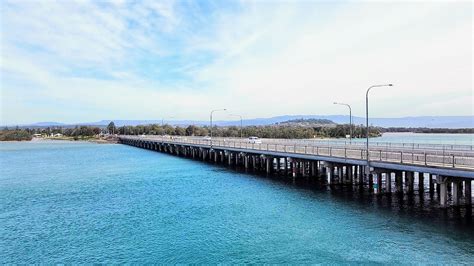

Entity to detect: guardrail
[120,136,474,170]
[205,137,474,151]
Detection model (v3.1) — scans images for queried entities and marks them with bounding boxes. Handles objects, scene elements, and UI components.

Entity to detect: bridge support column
[406,172,414,194]
[235,153,239,166]
[302,161,307,178]
[437,176,448,207]
[266,157,271,174]
[244,155,249,169]
[465,179,472,205]
[348,165,353,185]
[330,166,336,185]
[252,156,256,171]
[310,161,316,178]
[419,172,425,193]
[291,160,296,178]
[337,167,342,185]
[429,174,435,195]
[228,152,232,166]
[358,166,364,185]
[452,180,461,206]
[385,173,391,193]
[291,160,297,183]
[368,173,374,192]
[377,173,382,193]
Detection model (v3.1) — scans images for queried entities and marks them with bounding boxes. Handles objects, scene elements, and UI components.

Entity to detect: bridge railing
[120,136,474,169]
[200,137,473,151]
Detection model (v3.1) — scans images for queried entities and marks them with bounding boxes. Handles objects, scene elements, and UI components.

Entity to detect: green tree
[107,121,116,134]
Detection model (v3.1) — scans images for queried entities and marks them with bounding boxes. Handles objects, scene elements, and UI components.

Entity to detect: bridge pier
[464,179,472,205]
[452,180,462,206]
[368,174,374,192]
[437,176,448,207]
[429,174,435,195]
[358,166,364,186]
[406,171,414,195]
[386,172,392,193]
[419,172,425,193]
[266,157,271,174]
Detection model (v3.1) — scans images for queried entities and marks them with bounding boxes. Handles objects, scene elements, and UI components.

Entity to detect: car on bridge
[248,136,262,144]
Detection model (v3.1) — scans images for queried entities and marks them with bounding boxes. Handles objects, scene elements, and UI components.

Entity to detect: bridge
[119,135,473,208]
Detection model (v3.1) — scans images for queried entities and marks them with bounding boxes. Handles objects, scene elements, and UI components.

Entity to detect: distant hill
[276,118,336,127]
[6,115,474,129]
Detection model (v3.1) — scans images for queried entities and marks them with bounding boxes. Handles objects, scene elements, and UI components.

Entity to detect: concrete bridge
[119,135,473,208]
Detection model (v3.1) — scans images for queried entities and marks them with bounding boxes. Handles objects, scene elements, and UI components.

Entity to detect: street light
[229,114,243,139]
[333,102,352,143]
[210,108,226,147]
[365,84,393,174]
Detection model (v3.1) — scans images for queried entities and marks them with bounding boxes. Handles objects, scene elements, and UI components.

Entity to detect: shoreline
[0,137,119,144]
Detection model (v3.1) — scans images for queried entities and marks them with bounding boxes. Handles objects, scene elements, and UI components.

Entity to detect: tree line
[114,123,380,139]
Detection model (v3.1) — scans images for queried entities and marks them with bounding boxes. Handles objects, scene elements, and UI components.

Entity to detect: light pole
[210,109,226,147]
[229,114,243,139]
[333,102,352,143]
[365,84,393,174]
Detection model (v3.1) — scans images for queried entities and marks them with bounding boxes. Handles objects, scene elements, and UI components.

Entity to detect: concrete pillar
[348,165,353,184]
[266,158,271,174]
[325,167,330,184]
[284,158,288,175]
[359,166,364,185]
[235,153,239,166]
[330,167,336,185]
[228,152,232,165]
[438,176,448,207]
[252,156,256,171]
[465,180,472,205]
[338,167,343,184]
[214,151,218,162]
[376,173,382,193]
[244,155,249,169]
[302,161,308,178]
[429,174,435,195]
[368,173,374,192]
[406,171,414,194]
[452,180,462,206]
[387,173,392,193]
[418,172,424,192]
[292,161,297,178]
[315,161,320,178]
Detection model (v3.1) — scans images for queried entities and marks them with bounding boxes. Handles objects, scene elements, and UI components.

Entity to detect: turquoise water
[1,141,473,263]
[367,133,473,145]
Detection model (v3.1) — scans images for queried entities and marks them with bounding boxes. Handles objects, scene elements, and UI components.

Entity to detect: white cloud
[0,0,472,124]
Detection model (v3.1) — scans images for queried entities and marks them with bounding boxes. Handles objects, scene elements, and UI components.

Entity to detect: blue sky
[0,0,472,124]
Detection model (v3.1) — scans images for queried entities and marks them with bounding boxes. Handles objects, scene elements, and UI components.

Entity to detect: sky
[0,0,472,125]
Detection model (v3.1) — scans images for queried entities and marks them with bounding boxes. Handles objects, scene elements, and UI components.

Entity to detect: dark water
[1,141,473,263]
